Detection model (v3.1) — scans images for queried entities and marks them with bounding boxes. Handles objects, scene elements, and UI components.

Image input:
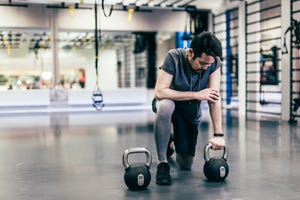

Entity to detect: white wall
[0,48,53,76]
[156,34,175,69]
[0,5,49,29]
[98,49,118,90]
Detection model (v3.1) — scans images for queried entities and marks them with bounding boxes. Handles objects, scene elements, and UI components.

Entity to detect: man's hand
[209,136,225,150]
[195,88,220,102]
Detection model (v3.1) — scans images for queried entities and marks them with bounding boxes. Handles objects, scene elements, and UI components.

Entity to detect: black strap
[102,0,113,17]
[282,26,291,55]
[282,36,288,55]
[92,1,104,111]
[213,133,224,137]
[94,1,100,84]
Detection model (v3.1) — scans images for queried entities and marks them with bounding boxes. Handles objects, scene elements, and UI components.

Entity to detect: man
[152,31,226,185]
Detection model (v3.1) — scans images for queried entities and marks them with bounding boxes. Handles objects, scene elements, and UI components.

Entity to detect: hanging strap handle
[102,0,113,17]
[282,35,288,55]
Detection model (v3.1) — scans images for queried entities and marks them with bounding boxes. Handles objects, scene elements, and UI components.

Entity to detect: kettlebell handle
[122,147,152,169]
[204,143,228,162]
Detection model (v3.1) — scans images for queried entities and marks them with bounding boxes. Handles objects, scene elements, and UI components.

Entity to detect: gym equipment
[91,1,104,110]
[122,147,152,190]
[203,143,229,182]
[290,98,300,123]
[283,18,300,54]
[92,86,104,110]
[101,0,113,17]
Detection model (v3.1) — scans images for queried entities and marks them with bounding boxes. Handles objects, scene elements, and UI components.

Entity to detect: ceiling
[0,0,225,52]
[0,0,224,10]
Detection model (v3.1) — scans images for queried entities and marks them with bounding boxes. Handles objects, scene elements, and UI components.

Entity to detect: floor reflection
[0,111,299,200]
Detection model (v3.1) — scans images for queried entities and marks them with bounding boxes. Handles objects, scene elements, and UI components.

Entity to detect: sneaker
[156,162,171,185]
[167,134,174,159]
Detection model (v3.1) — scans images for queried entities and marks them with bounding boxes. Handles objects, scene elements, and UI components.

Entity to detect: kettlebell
[203,143,229,182]
[122,147,152,190]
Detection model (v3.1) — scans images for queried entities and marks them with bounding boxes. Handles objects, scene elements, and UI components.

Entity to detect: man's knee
[176,153,194,170]
[156,99,175,119]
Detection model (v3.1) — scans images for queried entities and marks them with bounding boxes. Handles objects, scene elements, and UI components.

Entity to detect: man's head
[190,31,222,59]
[187,31,222,73]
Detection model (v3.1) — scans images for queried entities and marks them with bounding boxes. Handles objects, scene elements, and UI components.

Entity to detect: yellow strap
[69,5,75,17]
[128,8,134,22]
[7,43,11,56]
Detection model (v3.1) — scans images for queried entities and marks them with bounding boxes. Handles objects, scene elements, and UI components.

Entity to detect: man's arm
[154,70,196,101]
[207,67,222,133]
[207,67,226,149]
[155,70,220,102]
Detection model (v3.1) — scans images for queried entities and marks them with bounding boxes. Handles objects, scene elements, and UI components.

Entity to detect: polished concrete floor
[0,110,299,200]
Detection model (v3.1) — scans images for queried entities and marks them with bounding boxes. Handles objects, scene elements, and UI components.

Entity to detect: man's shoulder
[166,49,187,64]
[168,48,187,56]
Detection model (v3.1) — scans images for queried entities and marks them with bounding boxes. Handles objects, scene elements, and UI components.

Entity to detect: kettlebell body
[124,164,151,190]
[203,143,229,182]
[122,147,152,190]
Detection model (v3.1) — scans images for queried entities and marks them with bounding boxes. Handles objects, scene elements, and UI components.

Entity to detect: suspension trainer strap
[91,1,104,111]
[102,0,113,18]
[94,1,99,85]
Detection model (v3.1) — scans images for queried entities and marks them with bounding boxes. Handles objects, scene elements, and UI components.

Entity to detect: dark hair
[190,31,222,59]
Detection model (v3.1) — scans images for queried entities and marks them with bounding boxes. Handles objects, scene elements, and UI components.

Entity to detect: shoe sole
[156,180,172,185]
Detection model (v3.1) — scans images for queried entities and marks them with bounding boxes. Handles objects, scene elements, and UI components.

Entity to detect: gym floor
[0,110,299,200]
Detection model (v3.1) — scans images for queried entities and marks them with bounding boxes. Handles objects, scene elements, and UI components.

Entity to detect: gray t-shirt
[160,48,222,123]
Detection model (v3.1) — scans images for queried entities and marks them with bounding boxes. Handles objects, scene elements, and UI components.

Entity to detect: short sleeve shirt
[160,48,222,123]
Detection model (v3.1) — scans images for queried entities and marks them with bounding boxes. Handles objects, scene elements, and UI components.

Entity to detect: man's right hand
[195,88,220,102]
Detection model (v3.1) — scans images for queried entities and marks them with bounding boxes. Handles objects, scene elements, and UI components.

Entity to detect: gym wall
[213,11,227,111]
[213,0,288,120]
[213,7,239,114]
[245,0,282,119]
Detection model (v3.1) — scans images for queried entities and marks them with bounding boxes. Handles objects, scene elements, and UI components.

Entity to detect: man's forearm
[208,99,223,134]
[155,88,196,101]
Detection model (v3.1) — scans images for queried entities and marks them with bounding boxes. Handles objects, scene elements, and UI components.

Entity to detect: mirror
[0,29,175,91]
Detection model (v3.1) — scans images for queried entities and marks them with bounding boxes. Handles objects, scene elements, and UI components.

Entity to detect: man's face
[188,50,215,73]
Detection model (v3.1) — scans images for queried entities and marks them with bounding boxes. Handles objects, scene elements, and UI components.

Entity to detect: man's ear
[187,48,194,58]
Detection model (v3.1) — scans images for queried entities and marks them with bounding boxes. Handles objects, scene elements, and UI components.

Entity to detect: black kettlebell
[122,147,152,190]
[203,143,229,182]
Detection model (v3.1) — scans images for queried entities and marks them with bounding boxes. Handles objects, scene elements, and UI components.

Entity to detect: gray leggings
[154,99,175,161]
[154,99,196,169]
